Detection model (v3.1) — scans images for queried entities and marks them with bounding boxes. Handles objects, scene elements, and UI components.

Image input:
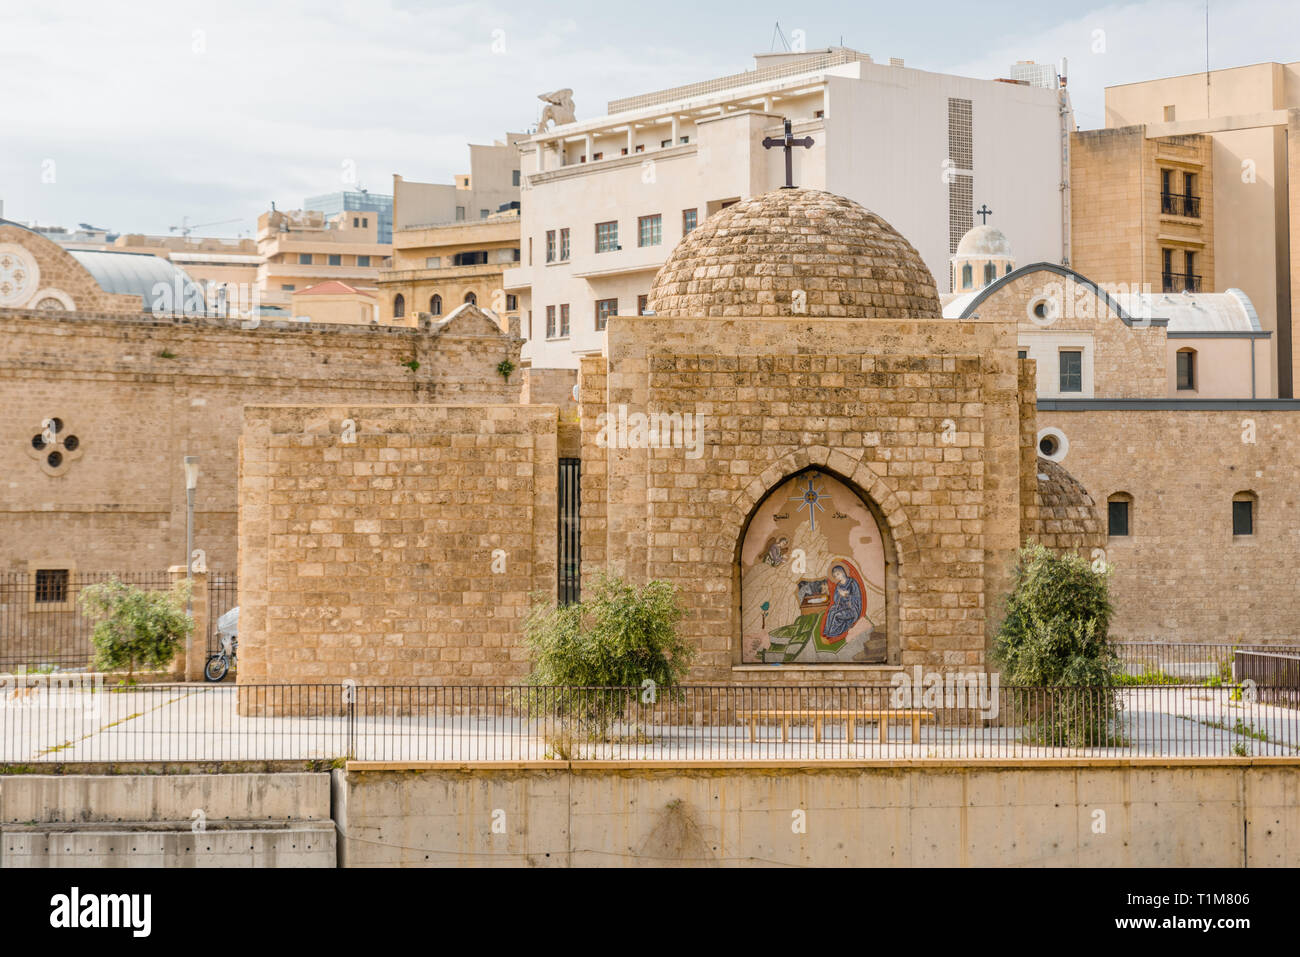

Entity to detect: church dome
[955,224,1013,259]
[647,188,941,319]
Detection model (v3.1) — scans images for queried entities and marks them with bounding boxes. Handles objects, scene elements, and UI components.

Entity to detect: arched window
[1232,491,1257,537]
[464,291,477,306]
[1107,492,1133,538]
[983,263,997,286]
[430,294,442,316]
[1176,348,1196,391]
[739,469,889,666]
[1005,263,1013,275]
[393,294,405,319]
[961,264,973,289]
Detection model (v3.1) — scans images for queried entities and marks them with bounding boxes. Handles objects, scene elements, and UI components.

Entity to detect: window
[353,217,360,227]
[559,228,570,260]
[1108,494,1132,537]
[1163,105,1176,122]
[1059,350,1082,393]
[358,255,370,267]
[678,136,689,144]
[546,230,556,263]
[1176,349,1196,390]
[682,209,698,235]
[546,305,556,338]
[595,221,619,253]
[328,254,341,266]
[661,139,671,148]
[1017,350,1028,360]
[527,309,532,338]
[393,294,405,318]
[506,294,518,311]
[455,207,465,221]
[961,264,973,289]
[596,298,617,331]
[1233,495,1255,536]
[512,169,521,186]
[620,147,628,156]
[592,151,603,160]
[425,256,441,269]
[281,284,295,292]
[983,263,996,286]
[34,568,69,604]
[1005,263,1012,275]
[362,217,368,228]
[814,109,825,119]
[298,253,313,265]
[638,294,649,316]
[430,294,442,315]
[1184,250,1197,290]
[480,209,489,219]
[464,291,477,305]
[560,303,570,336]
[453,251,488,266]
[638,214,662,247]
[1162,248,1175,292]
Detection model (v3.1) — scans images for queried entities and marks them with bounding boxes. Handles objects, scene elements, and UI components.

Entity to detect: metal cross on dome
[762,118,815,189]
[976,204,994,225]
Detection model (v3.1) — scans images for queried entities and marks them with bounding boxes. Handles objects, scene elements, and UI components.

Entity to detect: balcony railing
[1162,272,1202,293]
[1161,191,1202,218]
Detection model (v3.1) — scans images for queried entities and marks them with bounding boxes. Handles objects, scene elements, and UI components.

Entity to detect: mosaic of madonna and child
[740,471,887,664]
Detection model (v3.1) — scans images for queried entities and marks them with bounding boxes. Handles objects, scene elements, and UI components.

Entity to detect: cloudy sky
[1,0,1296,237]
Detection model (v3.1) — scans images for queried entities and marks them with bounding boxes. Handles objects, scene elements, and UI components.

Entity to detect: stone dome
[955,224,1013,258]
[647,188,941,319]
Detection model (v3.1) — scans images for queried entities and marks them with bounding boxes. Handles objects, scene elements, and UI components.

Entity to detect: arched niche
[735,468,897,666]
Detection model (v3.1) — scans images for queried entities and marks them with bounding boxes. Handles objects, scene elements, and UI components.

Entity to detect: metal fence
[2,682,1297,765]
[0,571,236,670]
[1113,641,1300,683]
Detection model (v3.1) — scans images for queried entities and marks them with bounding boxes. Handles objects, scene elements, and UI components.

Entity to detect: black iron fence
[1160,191,1202,217]
[1114,641,1300,683]
[2,682,1297,765]
[0,571,235,670]
[1161,272,1203,293]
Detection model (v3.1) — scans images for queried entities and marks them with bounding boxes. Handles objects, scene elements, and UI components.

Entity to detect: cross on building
[976,204,993,225]
[762,119,815,189]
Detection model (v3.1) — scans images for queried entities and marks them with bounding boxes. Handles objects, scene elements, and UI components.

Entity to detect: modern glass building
[303,190,394,244]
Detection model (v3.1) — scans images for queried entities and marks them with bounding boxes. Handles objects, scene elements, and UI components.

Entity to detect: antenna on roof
[770,21,791,53]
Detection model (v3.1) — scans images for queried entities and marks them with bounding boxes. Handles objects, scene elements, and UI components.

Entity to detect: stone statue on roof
[537,89,576,130]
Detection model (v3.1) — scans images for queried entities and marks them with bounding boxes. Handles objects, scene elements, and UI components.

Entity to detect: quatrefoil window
[27,417,83,475]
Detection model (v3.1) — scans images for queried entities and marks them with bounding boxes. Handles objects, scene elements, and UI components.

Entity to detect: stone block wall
[237,404,558,686]
[0,306,521,574]
[585,315,1024,683]
[1040,406,1300,642]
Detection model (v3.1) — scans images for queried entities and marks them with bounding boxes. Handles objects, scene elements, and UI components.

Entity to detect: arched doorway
[738,469,889,665]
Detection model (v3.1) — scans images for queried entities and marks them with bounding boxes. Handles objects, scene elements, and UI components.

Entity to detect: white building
[506,47,1069,368]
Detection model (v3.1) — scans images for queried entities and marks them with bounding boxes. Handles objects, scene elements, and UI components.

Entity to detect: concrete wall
[0,772,334,868]
[334,761,1300,867]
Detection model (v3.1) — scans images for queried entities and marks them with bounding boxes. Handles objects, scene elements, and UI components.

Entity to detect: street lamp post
[183,456,199,674]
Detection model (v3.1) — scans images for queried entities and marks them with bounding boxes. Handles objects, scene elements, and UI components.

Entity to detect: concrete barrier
[333,760,1300,867]
[0,773,335,868]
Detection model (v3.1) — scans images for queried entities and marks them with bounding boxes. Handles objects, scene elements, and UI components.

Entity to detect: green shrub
[993,544,1122,746]
[521,573,693,743]
[79,578,193,679]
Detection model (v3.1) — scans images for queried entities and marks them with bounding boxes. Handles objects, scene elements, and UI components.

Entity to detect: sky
[1,0,1297,237]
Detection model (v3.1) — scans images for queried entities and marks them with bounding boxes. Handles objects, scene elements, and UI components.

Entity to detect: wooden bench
[737,709,935,744]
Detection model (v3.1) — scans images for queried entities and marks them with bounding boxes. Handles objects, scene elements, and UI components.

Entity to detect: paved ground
[2,684,1297,763]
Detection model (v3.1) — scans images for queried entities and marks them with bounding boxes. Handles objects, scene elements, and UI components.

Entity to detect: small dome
[648,188,940,319]
[955,224,1013,258]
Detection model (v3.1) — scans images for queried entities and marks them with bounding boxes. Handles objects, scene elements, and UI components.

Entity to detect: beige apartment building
[255,208,391,308]
[1077,60,1300,396]
[377,209,521,329]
